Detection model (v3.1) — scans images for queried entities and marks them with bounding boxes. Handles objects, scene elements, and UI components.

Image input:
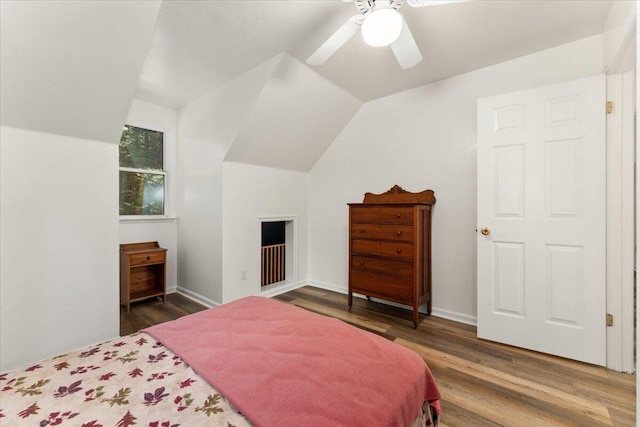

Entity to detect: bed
[0,296,441,426]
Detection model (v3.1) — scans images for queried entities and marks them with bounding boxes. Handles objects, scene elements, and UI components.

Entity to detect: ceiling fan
[306,0,468,70]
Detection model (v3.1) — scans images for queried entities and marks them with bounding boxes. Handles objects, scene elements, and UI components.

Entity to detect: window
[119,124,166,216]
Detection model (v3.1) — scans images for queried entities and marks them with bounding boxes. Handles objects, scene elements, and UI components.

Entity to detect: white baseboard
[306,279,347,294]
[175,286,220,308]
[429,307,477,326]
[260,281,307,298]
[175,281,478,326]
[307,280,477,326]
[175,282,308,307]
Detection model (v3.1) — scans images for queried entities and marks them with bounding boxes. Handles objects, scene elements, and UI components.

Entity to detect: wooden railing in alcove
[261,243,285,286]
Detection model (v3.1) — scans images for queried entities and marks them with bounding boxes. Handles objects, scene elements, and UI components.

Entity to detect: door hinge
[606,101,614,114]
[606,313,614,327]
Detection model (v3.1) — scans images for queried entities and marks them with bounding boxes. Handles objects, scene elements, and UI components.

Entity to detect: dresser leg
[348,292,352,310]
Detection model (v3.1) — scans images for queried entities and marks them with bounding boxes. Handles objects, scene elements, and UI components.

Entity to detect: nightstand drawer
[130,250,165,266]
[350,206,414,225]
[351,256,413,279]
[350,224,413,242]
[351,239,414,261]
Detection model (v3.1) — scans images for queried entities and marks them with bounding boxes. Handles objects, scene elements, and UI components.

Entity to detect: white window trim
[119,167,167,176]
[119,215,176,223]
[118,122,174,220]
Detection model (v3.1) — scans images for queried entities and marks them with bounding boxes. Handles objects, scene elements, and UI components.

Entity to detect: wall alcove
[259,216,297,295]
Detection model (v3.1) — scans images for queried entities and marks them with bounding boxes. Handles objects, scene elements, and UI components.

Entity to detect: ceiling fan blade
[407,0,469,7]
[390,19,423,69]
[306,16,361,66]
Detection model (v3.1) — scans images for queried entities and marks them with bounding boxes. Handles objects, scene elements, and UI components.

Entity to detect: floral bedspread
[0,333,250,427]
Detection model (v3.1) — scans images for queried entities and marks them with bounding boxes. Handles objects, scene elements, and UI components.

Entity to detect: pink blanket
[144,296,440,427]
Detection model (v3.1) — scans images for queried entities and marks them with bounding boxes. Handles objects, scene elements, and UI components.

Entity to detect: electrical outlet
[240,269,247,280]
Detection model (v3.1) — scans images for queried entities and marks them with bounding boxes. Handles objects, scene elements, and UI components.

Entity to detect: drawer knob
[146,256,151,261]
[360,228,365,233]
[396,231,402,236]
[396,248,402,253]
[396,213,401,218]
[359,261,365,265]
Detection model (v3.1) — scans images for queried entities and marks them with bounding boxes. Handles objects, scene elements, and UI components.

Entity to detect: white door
[477,75,606,366]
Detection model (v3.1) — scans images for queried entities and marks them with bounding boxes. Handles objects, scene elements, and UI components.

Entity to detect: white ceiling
[1,1,160,143]
[224,53,362,171]
[136,0,614,109]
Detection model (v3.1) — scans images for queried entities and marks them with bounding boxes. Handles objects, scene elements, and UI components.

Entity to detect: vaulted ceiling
[137,0,614,109]
[0,1,160,143]
[1,0,615,151]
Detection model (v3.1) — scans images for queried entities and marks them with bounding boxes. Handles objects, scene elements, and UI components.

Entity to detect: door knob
[480,227,490,236]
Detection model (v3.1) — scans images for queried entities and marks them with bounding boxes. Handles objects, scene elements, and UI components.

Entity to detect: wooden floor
[121,287,636,427]
[120,293,208,336]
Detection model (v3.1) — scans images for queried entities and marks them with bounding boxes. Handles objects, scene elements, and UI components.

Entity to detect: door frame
[606,70,635,373]
[604,9,636,373]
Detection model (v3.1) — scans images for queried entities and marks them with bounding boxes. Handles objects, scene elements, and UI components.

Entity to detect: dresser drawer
[350,224,413,242]
[130,251,165,266]
[351,256,413,279]
[350,206,414,225]
[351,239,414,261]
[350,270,413,301]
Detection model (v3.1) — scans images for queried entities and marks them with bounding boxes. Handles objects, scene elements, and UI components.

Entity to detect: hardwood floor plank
[119,293,207,336]
[435,403,502,427]
[573,382,636,416]
[436,378,558,427]
[607,369,637,386]
[607,406,637,427]
[288,298,393,333]
[397,338,613,425]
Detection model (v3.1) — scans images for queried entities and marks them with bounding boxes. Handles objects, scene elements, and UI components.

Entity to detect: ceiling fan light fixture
[361,8,403,47]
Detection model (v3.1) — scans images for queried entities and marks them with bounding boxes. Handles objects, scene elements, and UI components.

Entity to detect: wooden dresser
[348,185,436,328]
[120,241,167,312]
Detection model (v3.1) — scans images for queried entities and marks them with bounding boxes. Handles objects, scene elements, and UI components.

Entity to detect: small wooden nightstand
[120,241,167,312]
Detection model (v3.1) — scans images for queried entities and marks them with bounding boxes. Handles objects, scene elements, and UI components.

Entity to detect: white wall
[222,161,308,303]
[120,99,178,291]
[602,0,637,72]
[308,35,604,323]
[0,126,119,371]
[177,58,279,305]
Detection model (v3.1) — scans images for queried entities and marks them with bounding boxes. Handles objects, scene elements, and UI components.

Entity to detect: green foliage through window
[119,125,166,216]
